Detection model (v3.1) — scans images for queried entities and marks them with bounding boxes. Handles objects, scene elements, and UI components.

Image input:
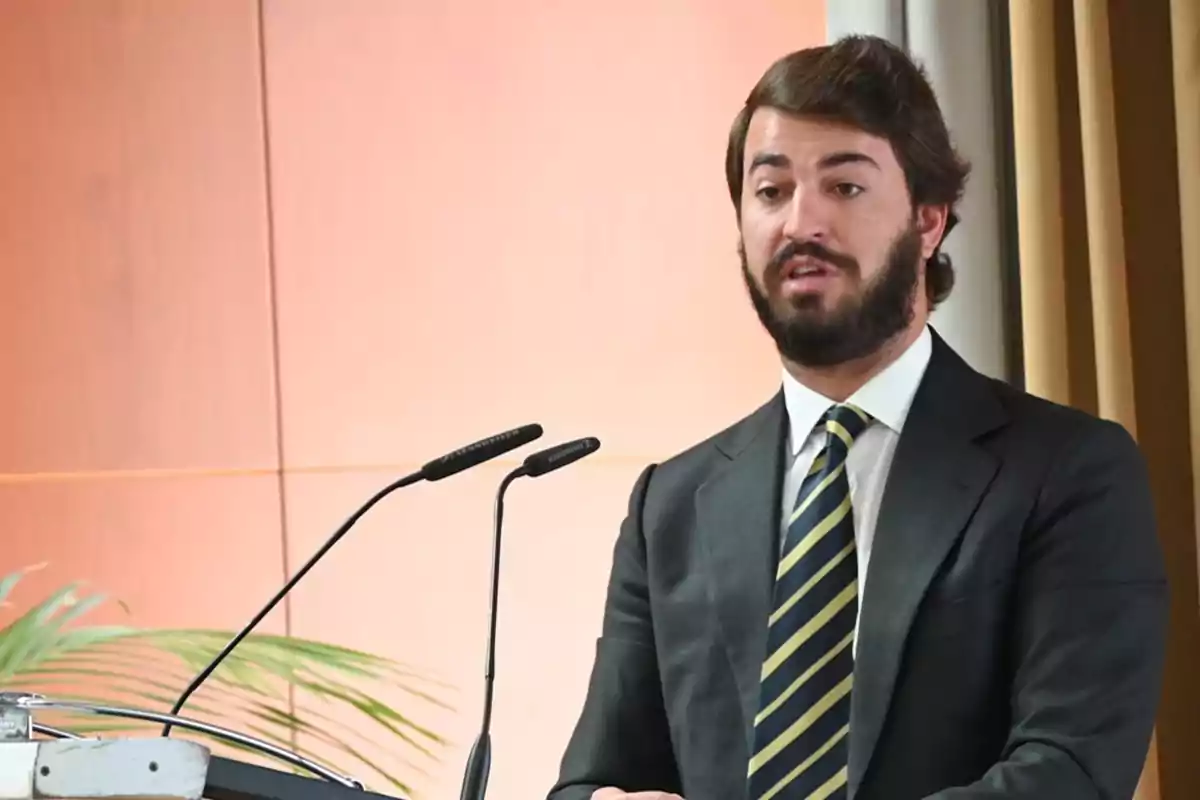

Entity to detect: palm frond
[0,566,454,797]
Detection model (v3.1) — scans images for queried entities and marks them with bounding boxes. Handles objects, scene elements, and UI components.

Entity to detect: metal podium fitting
[0,692,401,800]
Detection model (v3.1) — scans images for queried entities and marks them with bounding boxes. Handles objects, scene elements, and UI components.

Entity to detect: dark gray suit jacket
[548,333,1168,800]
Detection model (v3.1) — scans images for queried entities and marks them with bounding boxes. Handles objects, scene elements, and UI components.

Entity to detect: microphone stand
[458,437,601,800]
[457,471,515,800]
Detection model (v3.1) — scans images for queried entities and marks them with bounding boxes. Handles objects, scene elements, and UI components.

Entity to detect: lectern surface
[205,755,404,800]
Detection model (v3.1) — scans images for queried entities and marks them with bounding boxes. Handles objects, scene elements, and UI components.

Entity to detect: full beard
[740,223,923,368]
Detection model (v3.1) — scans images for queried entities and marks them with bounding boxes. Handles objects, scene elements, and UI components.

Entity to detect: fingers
[591,789,685,800]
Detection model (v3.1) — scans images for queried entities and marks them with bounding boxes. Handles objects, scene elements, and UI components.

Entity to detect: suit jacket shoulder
[985,370,1133,446]
[635,391,786,528]
[970,366,1149,527]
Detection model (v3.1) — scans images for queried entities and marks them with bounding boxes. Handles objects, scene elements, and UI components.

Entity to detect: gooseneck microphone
[162,423,545,736]
[458,436,602,800]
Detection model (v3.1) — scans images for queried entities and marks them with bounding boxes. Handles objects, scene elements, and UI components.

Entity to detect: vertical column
[906,0,1014,382]
[1072,3,1153,796]
[1170,0,1200,598]
[1107,1,1200,795]
[825,0,906,43]
[1072,0,1135,430]
[827,0,1017,383]
[1007,0,1071,402]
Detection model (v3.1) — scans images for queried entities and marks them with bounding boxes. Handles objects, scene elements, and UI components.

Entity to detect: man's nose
[781,188,831,242]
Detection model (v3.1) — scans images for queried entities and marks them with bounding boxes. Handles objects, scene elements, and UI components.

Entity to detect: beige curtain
[1008,0,1200,798]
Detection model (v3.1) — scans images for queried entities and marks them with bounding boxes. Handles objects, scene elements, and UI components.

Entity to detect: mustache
[768,240,858,276]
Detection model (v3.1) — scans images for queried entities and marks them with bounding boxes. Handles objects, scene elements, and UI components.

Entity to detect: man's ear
[915,203,950,260]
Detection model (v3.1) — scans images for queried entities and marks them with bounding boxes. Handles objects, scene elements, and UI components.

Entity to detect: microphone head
[422,424,544,481]
[522,436,601,478]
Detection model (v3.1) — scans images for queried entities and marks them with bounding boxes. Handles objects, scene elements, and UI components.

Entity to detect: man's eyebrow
[746,151,882,173]
[747,152,791,172]
[818,151,881,170]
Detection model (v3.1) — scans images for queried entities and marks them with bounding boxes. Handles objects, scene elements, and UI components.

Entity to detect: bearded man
[548,34,1167,800]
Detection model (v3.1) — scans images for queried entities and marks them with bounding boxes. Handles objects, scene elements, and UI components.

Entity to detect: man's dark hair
[726,35,970,307]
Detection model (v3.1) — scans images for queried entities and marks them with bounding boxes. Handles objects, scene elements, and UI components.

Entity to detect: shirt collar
[782,325,933,455]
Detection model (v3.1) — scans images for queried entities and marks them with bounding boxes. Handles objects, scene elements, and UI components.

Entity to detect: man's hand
[591,789,683,800]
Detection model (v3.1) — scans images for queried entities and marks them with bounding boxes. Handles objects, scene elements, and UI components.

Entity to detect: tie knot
[820,403,872,448]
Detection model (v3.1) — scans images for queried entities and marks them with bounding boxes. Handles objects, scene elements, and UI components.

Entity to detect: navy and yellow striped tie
[748,403,871,800]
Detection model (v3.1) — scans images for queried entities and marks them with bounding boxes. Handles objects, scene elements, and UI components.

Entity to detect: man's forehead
[745,107,891,167]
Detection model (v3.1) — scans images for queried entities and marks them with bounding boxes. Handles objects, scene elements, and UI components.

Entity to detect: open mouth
[783,258,837,280]
[787,261,835,280]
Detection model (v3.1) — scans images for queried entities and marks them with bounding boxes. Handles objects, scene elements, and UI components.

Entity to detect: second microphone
[458,436,602,800]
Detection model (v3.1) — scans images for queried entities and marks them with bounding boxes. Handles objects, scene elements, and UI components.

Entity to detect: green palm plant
[0,564,454,798]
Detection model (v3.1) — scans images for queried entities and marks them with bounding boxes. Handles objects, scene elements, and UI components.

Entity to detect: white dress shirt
[779,325,933,650]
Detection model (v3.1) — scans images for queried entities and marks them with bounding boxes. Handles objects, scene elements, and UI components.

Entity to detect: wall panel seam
[254,0,297,733]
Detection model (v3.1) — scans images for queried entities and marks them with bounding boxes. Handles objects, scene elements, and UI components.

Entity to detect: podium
[0,692,404,800]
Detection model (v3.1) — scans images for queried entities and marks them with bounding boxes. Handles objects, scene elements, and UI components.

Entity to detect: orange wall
[1,2,825,798]
[0,2,287,628]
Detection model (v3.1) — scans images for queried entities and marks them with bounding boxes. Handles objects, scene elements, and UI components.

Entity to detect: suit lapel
[694,394,788,745]
[847,333,1007,796]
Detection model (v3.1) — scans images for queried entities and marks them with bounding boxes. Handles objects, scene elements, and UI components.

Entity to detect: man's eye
[832,183,864,198]
[756,186,783,201]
